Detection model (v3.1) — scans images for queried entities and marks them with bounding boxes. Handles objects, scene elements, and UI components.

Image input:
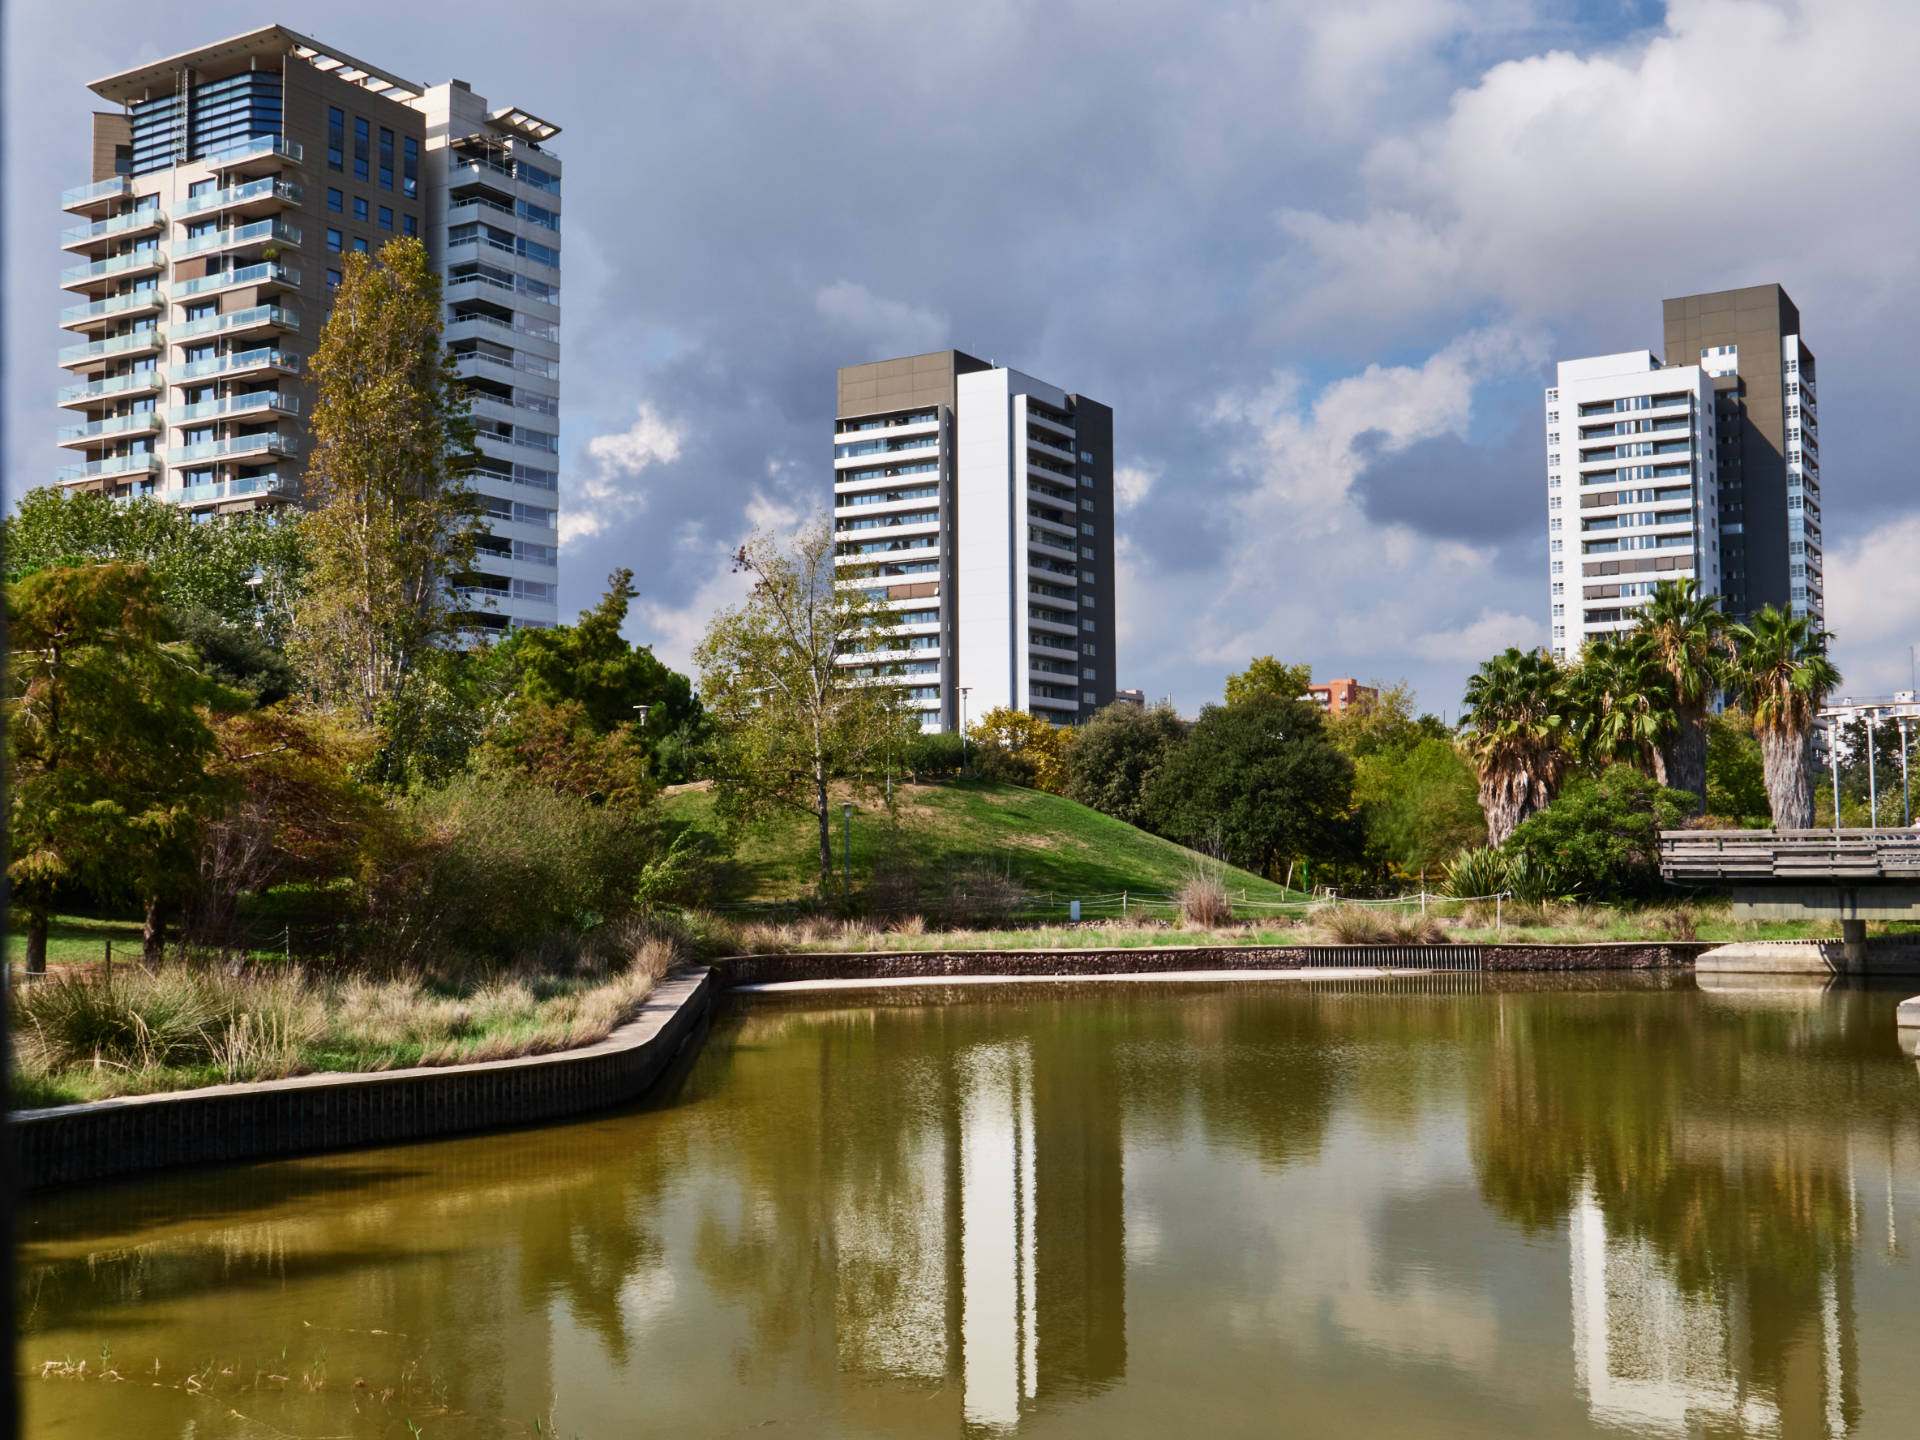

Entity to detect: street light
[959,686,972,775]
[633,704,651,727]
[841,802,854,908]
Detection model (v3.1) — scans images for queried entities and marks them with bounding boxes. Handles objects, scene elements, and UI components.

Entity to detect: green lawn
[6,913,143,973]
[659,777,1307,910]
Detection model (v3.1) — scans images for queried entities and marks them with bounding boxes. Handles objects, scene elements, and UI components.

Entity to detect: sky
[10,0,1918,717]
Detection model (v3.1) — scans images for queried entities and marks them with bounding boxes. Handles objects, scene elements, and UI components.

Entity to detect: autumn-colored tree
[1223,655,1313,708]
[695,519,909,885]
[967,706,1076,794]
[477,699,655,810]
[291,237,481,724]
[6,563,222,968]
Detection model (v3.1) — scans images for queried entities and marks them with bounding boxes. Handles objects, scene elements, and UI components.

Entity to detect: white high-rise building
[1545,352,1719,662]
[832,351,1116,732]
[57,28,562,631]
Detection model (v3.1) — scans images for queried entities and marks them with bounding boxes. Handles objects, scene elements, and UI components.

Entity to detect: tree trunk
[143,894,166,966]
[1480,766,1552,848]
[1761,725,1814,829]
[816,772,834,889]
[26,914,49,974]
[1665,716,1709,811]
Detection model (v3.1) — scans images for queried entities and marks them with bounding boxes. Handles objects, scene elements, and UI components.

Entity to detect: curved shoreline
[9,941,1711,1192]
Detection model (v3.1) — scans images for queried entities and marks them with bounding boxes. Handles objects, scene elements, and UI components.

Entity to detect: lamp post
[1901,715,1914,827]
[633,704,651,727]
[1869,709,1881,829]
[841,802,853,909]
[959,686,972,775]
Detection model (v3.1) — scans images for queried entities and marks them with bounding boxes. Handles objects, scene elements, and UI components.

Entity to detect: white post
[1496,892,1503,936]
[1868,710,1880,828]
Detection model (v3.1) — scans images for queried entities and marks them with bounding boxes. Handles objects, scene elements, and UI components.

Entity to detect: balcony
[176,260,301,300]
[452,345,559,381]
[176,392,300,424]
[62,175,131,213]
[60,290,163,331]
[173,304,300,343]
[61,248,166,290]
[58,412,163,448]
[59,371,161,407]
[175,471,299,506]
[180,178,303,220]
[176,219,301,260]
[172,431,300,464]
[445,309,560,344]
[199,136,304,174]
[61,208,166,251]
[175,346,300,382]
[56,452,160,483]
[59,328,164,369]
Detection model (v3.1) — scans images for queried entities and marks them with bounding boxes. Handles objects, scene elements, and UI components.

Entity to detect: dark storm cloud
[1347,424,1540,543]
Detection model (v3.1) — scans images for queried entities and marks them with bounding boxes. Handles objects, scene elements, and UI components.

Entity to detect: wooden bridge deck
[1660,829,1920,883]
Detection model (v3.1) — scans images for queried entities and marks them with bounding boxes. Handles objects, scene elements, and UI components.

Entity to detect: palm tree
[1633,579,1730,808]
[1460,647,1575,845]
[1570,632,1674,778]
[1727,605,1841,830]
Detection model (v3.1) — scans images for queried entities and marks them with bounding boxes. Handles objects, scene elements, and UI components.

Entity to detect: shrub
[1310,905,1443,945]
[1504,765,1694,902]
[1179,872,1234,927]
[1442,845,1511,900]
[899,729,967,781]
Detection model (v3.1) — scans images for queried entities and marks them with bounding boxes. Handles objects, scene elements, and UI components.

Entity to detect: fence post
[1496,892,1503,936]
[104,938,112,991]
[1122,891,1128,919]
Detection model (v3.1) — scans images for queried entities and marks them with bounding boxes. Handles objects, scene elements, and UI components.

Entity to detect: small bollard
[1070,900,1081,922]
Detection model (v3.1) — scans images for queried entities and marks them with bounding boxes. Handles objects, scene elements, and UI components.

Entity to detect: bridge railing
[1659,828,1920,881]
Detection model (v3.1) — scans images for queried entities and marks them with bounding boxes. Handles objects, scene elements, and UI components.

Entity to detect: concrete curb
[9,966,713,1193]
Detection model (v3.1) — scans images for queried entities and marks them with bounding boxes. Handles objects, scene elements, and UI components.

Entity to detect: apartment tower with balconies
[832,352,1116,731]
[58,27,562,629]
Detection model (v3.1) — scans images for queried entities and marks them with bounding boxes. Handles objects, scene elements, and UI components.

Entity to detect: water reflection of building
[1570,1179,1855,1437]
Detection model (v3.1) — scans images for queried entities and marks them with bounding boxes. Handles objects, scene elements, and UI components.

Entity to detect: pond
[18,974,1920,1438]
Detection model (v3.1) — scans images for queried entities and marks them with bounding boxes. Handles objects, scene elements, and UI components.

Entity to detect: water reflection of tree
[1472,986,1914,1427]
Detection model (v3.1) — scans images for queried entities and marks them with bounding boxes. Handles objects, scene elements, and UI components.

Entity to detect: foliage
[476,698,656,809]
[1503,765,1695,901]
[1,484,307,641]
[1632,578,1732,806]
[1143,694,1355,878]
[899,728,968,780]
[372,645,515,789]
[1179,869,1234,927]
[1705,706,1770,825]
[499,567,705,781]
[694,518,910,886]
[1459,647,1575,846]
[291,237,483,723]
[1064,700,1188,827]
[1568,633,1672,775]
[1441,846,1511,901]
[1835,712,1914,814]
[1323,679,1449,757]
[967,706,1076,794]
[6,563,225,968]
[1223,655,1312,708]
[175,604,298,706]
[1727,605,1841,829]
[1353,736,1485,877]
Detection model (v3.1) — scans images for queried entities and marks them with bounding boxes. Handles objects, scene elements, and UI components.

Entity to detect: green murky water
[19,974,1920,1438]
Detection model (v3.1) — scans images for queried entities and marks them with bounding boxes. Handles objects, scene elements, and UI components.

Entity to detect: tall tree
[695,519,908,886]
[291,238,481,724]
[6,564,221,968]
[1459,647,1575,846]
[1064,700,1188,827]
[1223,655,1313,708]
[1143,693,1354,877]
[3,484,307,640]
[1632,578,1730,806]
[1729,605,1841,830]
[967,706,1076,794]
[1570,633,1673,778]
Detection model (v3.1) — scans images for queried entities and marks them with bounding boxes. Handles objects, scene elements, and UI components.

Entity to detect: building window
[327,107,344,170]
[352,237,368,254]
[378,206,393,231]
[327,187,343,212]
[402,136,419,199]
[353,196,369,222]
[1082,644,1096,656]
[1082,619,1096,632]
[326,228,342,252]
[353,117,370,180]
[378,127,394,190]
[1080,523,1095,536]
[326,268,342,290]
[402,214,417,237]
[1080,546,1095,559]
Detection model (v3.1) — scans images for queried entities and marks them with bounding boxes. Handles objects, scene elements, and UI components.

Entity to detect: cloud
[564,404,686,544]
[814,281,948,360]
[1114,464,1157,514]
[1347,423,1540,542]
[1825,514,1920,697]
[1410,608,1546,663]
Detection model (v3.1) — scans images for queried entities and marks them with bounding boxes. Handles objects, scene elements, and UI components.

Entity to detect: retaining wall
[712,941,1710,988]
[10,967,713,1193]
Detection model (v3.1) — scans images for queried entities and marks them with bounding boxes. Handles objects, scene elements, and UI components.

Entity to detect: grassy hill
[658,777,1305,912]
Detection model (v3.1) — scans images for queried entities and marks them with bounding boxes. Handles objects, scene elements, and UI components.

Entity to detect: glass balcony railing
[175,346,299,382]
[176,392,300,424]
[58,412,163,444]
[61,249,165,286]
[61,208,165,247]
[175,261,301,299]
[180,178,302,217]
[452,347,559,381]
[56,452,159,483]
[175,471,297,505]
[173,304,300,342]
[171,431,299,464]
[59,371,161,406]
[446,310,560,343]
[177,219,301,259]
[59,328,164,366]
[199,136,304,168]
[62,175,131,209]
[60,290,163,327]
